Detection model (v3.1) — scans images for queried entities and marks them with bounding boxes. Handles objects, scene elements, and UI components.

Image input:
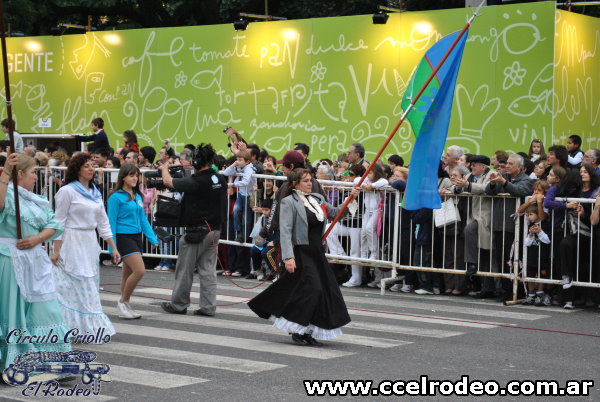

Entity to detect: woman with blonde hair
[0,153,69,373]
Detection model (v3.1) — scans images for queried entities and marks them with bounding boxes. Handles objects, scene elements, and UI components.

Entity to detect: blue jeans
[158,226,176,269]
[233,194,253,236]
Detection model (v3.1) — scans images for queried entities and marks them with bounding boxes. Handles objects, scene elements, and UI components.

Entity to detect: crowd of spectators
[2,117,599,310]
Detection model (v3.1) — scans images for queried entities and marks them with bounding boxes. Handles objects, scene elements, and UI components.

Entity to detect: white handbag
[434,198,461,228]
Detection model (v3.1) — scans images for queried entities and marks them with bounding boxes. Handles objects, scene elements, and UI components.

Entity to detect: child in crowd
[528,139,546,162]
[523,203,552,305]
[532,159,548,180]
[249,199,275,280]
[223,150,256,243]
[518,181,552,306]
[356,163,389,287]
[567,135,584,168]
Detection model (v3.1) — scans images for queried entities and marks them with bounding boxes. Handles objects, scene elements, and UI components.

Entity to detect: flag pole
[322,0,485,243]
[0,0,22,239]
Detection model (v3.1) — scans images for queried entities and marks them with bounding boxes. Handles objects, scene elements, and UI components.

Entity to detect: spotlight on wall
[233,18,249,31]
[233,12,287,31]
[372,5,403,25]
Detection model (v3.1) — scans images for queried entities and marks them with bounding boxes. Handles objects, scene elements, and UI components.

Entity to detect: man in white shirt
[1,118,24,153]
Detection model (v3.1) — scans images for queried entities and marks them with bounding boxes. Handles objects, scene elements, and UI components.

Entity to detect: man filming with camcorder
[158,143,228,317]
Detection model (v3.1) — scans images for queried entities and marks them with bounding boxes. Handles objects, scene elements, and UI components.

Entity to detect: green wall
[553,9,600,150]
[1,1,596,160]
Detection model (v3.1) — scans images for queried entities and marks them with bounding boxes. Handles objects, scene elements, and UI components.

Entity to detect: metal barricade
[521,196,599,289]
[35,167,600,297]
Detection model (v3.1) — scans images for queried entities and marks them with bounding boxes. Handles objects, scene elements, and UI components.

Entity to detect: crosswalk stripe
[345,321,463,338]
[132,287,546,321]
[100,292,503,329]
[0,387,115,401]
[217,281,578,314]
[112,323,355,360]
[106,365,209,388]
[207,306,502,329]
[83,342,284,373]
[102,306,411,349]
[99,293,463,339]
[342,296,548,320]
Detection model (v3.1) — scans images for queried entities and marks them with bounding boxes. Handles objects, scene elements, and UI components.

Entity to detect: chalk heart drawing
[445,136,481,155]
[455,84,501,139]
[502,61,526,90]
[508,62,553,117]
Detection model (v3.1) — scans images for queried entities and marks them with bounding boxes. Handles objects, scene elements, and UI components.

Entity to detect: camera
[223,126,244,144]
[143,166,186,190]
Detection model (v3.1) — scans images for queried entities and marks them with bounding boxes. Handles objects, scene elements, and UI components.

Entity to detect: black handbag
[154,195,181,227]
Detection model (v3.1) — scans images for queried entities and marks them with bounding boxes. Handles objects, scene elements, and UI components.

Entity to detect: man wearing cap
[452,155,494,296]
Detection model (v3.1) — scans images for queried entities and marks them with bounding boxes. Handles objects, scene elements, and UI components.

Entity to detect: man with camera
[158,144,228,316]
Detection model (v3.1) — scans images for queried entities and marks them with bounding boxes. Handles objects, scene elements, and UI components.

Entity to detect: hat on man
[277,150,305,165]
[470,155,490,166]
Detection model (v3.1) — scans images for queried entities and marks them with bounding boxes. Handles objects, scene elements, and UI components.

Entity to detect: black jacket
[172,169,227,228]
[78,129,110,153]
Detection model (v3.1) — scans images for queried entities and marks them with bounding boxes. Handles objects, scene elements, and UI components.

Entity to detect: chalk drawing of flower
[310,62,327,83]
[502,61,526,90]
[175,71,188,88]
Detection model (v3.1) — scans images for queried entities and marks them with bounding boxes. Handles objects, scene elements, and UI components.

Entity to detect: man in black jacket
[159,143,227,317]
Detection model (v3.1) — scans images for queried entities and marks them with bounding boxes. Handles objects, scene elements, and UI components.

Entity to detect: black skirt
[248,206,351,338]
[116,233,143,257]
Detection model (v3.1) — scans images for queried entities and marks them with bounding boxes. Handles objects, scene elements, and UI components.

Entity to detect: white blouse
[53,184,113,278]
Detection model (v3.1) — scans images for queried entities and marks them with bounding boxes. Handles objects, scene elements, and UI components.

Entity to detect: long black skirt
[248,243,351,340]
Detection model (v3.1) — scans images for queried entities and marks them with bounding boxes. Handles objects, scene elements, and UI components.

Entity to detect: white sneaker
[117,302,136,319]
[433,287,441,295]
[154,265,165,271]
[400,284,413,293]
[125,302,142,319]
[389,283,403,292]
[564,301,574,310]
[415,288,433,295]
[366,281,379,288]
[102,260,114,266]
[342,281,361,288]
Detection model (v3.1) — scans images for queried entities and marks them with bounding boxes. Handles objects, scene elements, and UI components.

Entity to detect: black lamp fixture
[372,11,389,24]
[233,18,249,31]
[233,12,287,31]
[372,5,404,24]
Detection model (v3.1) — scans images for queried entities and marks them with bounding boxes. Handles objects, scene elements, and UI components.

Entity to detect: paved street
[1,266,599,401]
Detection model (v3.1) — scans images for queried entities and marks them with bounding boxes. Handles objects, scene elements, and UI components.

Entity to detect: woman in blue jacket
[108,164,158,319]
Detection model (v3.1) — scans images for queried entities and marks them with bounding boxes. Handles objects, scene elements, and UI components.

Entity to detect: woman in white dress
[51,153,121,341]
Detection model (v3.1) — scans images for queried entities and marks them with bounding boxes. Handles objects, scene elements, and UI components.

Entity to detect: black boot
[291,333,307,345]
[302,333,323,347]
